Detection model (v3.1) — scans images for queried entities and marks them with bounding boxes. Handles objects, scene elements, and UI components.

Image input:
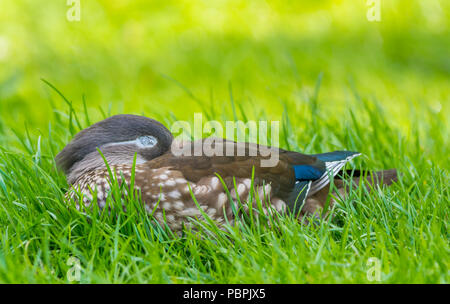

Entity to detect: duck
[56,114,397,231]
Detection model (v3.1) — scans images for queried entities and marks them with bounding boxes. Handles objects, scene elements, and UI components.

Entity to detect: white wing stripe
[308,153,361,196]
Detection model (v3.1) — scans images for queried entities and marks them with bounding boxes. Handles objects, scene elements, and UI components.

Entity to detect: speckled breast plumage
[68,163,287,231]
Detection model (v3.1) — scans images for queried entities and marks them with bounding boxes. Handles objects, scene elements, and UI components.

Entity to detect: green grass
[0,0,449,283]
[0,87,448,283]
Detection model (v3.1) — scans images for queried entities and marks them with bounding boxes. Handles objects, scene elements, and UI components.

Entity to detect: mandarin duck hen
[56,114,397,231]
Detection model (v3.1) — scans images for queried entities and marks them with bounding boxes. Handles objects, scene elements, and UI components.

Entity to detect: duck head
[56,114,173,184]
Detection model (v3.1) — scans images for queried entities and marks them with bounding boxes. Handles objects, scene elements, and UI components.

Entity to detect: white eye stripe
[137,136,157,148]
[103,136,157,148]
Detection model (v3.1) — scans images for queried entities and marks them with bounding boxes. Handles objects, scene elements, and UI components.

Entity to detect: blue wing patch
[293,165,324,180]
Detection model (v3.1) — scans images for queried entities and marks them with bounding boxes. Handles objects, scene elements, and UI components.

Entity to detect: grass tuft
[0,88,448,283]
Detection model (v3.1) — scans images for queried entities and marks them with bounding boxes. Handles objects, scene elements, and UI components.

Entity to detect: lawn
[0,0,448,283]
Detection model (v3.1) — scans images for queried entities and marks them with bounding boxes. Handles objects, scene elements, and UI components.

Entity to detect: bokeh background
[0,0,448,140]
[0,0,449,284]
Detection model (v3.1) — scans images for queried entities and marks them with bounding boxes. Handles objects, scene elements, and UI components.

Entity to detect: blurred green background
[0,0,448,133]
[0,0,449,284]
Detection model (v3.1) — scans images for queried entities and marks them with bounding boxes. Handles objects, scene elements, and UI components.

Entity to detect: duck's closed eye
[137,135,157,148]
